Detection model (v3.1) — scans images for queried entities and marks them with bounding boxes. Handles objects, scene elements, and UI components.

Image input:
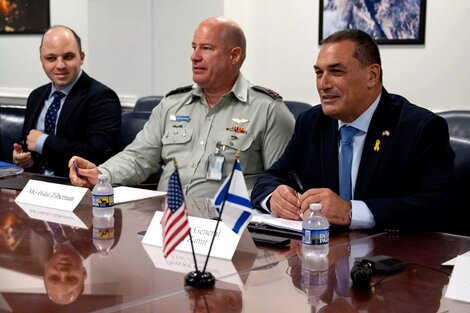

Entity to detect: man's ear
[367,64,381,88]
[230,47,242,65]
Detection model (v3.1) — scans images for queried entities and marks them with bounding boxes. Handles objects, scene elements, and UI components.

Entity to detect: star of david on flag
[213,159,253,234]
[161,169,190,258]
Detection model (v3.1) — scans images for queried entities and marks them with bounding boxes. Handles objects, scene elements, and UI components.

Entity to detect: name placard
[142,211,247,260]
[15,179,88,212]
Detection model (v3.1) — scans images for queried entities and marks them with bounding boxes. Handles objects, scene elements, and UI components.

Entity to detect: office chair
[449,136,470,236]
[133,96,163,112]
[284,101,311,119]
[0,106,25,163]
[120,111,161,189]
[438,110,470,140]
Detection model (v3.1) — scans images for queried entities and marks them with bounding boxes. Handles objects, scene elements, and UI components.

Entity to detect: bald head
[40,25,82,53]
[39,25,85,88]
[198,17,246,64]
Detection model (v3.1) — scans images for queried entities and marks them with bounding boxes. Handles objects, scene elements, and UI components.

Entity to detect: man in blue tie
[12,25,121,177]
[251,29,459,232]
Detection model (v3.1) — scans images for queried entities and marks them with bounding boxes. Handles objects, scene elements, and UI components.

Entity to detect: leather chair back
[134,96,163,112]
[120,111,151,150]
[0,106,25,163]
[119,111,160,189]
[438,110,470,140]
[285,101,311,119]
[449,136,470,235]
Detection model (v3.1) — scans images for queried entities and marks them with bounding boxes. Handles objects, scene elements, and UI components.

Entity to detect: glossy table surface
[0,173,469,312]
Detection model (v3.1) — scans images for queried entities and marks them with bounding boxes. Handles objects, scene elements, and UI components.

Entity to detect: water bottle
[93,215,115,256]
[301,256,328,308]
[92,174,114,217]
[302,203,329,258]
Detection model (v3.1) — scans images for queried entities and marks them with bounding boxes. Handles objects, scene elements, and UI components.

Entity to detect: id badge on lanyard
[206,141,225,181]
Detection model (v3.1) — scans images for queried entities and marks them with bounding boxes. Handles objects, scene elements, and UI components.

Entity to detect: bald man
[70,17,294,198]
[13,25,121,177]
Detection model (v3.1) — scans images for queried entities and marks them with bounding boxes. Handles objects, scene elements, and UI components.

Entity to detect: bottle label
[302,228,329,246]
[92,194,114,207]
[93,227,115,240]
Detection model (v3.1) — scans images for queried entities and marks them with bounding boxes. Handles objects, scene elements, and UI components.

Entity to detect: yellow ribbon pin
[374,139,381,151]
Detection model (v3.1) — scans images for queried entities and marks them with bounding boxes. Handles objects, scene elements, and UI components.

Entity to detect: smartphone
[251,233,290,247]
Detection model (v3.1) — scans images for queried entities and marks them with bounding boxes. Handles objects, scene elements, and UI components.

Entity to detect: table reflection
[0,203,122,309]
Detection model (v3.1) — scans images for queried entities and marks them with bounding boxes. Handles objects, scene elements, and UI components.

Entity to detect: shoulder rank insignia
[252,85,282,100]
[165,85,193,97]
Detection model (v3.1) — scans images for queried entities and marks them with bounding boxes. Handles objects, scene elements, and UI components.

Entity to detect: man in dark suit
[12,25,121,177]
[251,29,459,232]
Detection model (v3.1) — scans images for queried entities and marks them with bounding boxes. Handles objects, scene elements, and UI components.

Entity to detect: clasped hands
[12,129,44,168]
[269,185,352,225]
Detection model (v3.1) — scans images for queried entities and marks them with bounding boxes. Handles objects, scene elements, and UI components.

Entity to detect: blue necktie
[45,91,65,135]
[339,126,359,200]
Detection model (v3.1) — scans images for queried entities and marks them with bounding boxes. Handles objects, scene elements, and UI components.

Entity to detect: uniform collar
[190,73,248,104]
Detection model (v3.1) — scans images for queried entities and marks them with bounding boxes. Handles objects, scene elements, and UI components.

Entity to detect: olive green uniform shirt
[99,74,295,198]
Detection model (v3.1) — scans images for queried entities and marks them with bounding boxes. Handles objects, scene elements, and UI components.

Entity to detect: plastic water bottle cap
[98,173,109,182]
[309,203,322,211]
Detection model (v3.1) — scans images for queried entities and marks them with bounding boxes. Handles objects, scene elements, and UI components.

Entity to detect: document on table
[114,186,166,204]
[445,254,470,303]
[250,210,302,233]
[441,250,470,266]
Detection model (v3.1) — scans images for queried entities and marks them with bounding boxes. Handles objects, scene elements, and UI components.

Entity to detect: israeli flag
[213,160,253,234]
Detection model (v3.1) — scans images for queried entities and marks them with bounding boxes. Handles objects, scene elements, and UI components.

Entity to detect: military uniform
[99,74,295,198]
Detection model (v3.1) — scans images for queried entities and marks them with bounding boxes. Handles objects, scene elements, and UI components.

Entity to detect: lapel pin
[374,139,381,152]
[382,130,390,136]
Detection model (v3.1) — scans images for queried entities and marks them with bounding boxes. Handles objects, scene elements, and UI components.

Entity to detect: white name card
[15,179,88,212]
[142,211,247,260]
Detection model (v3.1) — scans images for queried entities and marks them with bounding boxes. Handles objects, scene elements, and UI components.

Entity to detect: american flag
[162,169,190,258]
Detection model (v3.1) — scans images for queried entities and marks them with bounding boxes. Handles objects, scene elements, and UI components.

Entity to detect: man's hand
[12,143,34,168]
[69,156,100,188]
[299,188,352,225]
[269,185,302,220]
[26,129,44,152]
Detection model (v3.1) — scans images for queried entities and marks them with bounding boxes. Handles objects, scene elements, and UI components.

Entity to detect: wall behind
[0,0,469,111]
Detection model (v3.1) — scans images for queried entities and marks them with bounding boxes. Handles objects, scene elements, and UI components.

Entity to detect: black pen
[289,171,305,193]
[289,171,305,219]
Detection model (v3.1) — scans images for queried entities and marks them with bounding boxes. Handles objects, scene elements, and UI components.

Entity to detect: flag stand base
[184,270,215,288]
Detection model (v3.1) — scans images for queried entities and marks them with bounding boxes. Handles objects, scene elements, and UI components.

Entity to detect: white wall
[0,0,469,111]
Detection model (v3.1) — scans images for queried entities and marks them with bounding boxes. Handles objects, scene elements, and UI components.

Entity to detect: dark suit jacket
[252,89,459,232]
[21,71,121,177]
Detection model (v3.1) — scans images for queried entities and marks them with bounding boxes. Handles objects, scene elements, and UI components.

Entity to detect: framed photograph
[319,0,426,45]
[0,0,50,34]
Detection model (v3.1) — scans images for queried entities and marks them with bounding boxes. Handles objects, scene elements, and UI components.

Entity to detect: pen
[72,160,82,178]
[289,171,305,193]
[289,171,305,219]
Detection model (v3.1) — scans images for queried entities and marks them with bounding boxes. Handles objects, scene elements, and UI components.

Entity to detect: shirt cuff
[260,193,275,215]
[349,200,375,229]
[35,134,48,154]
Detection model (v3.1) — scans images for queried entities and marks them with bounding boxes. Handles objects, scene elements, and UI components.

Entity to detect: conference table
[0,173,469,312]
